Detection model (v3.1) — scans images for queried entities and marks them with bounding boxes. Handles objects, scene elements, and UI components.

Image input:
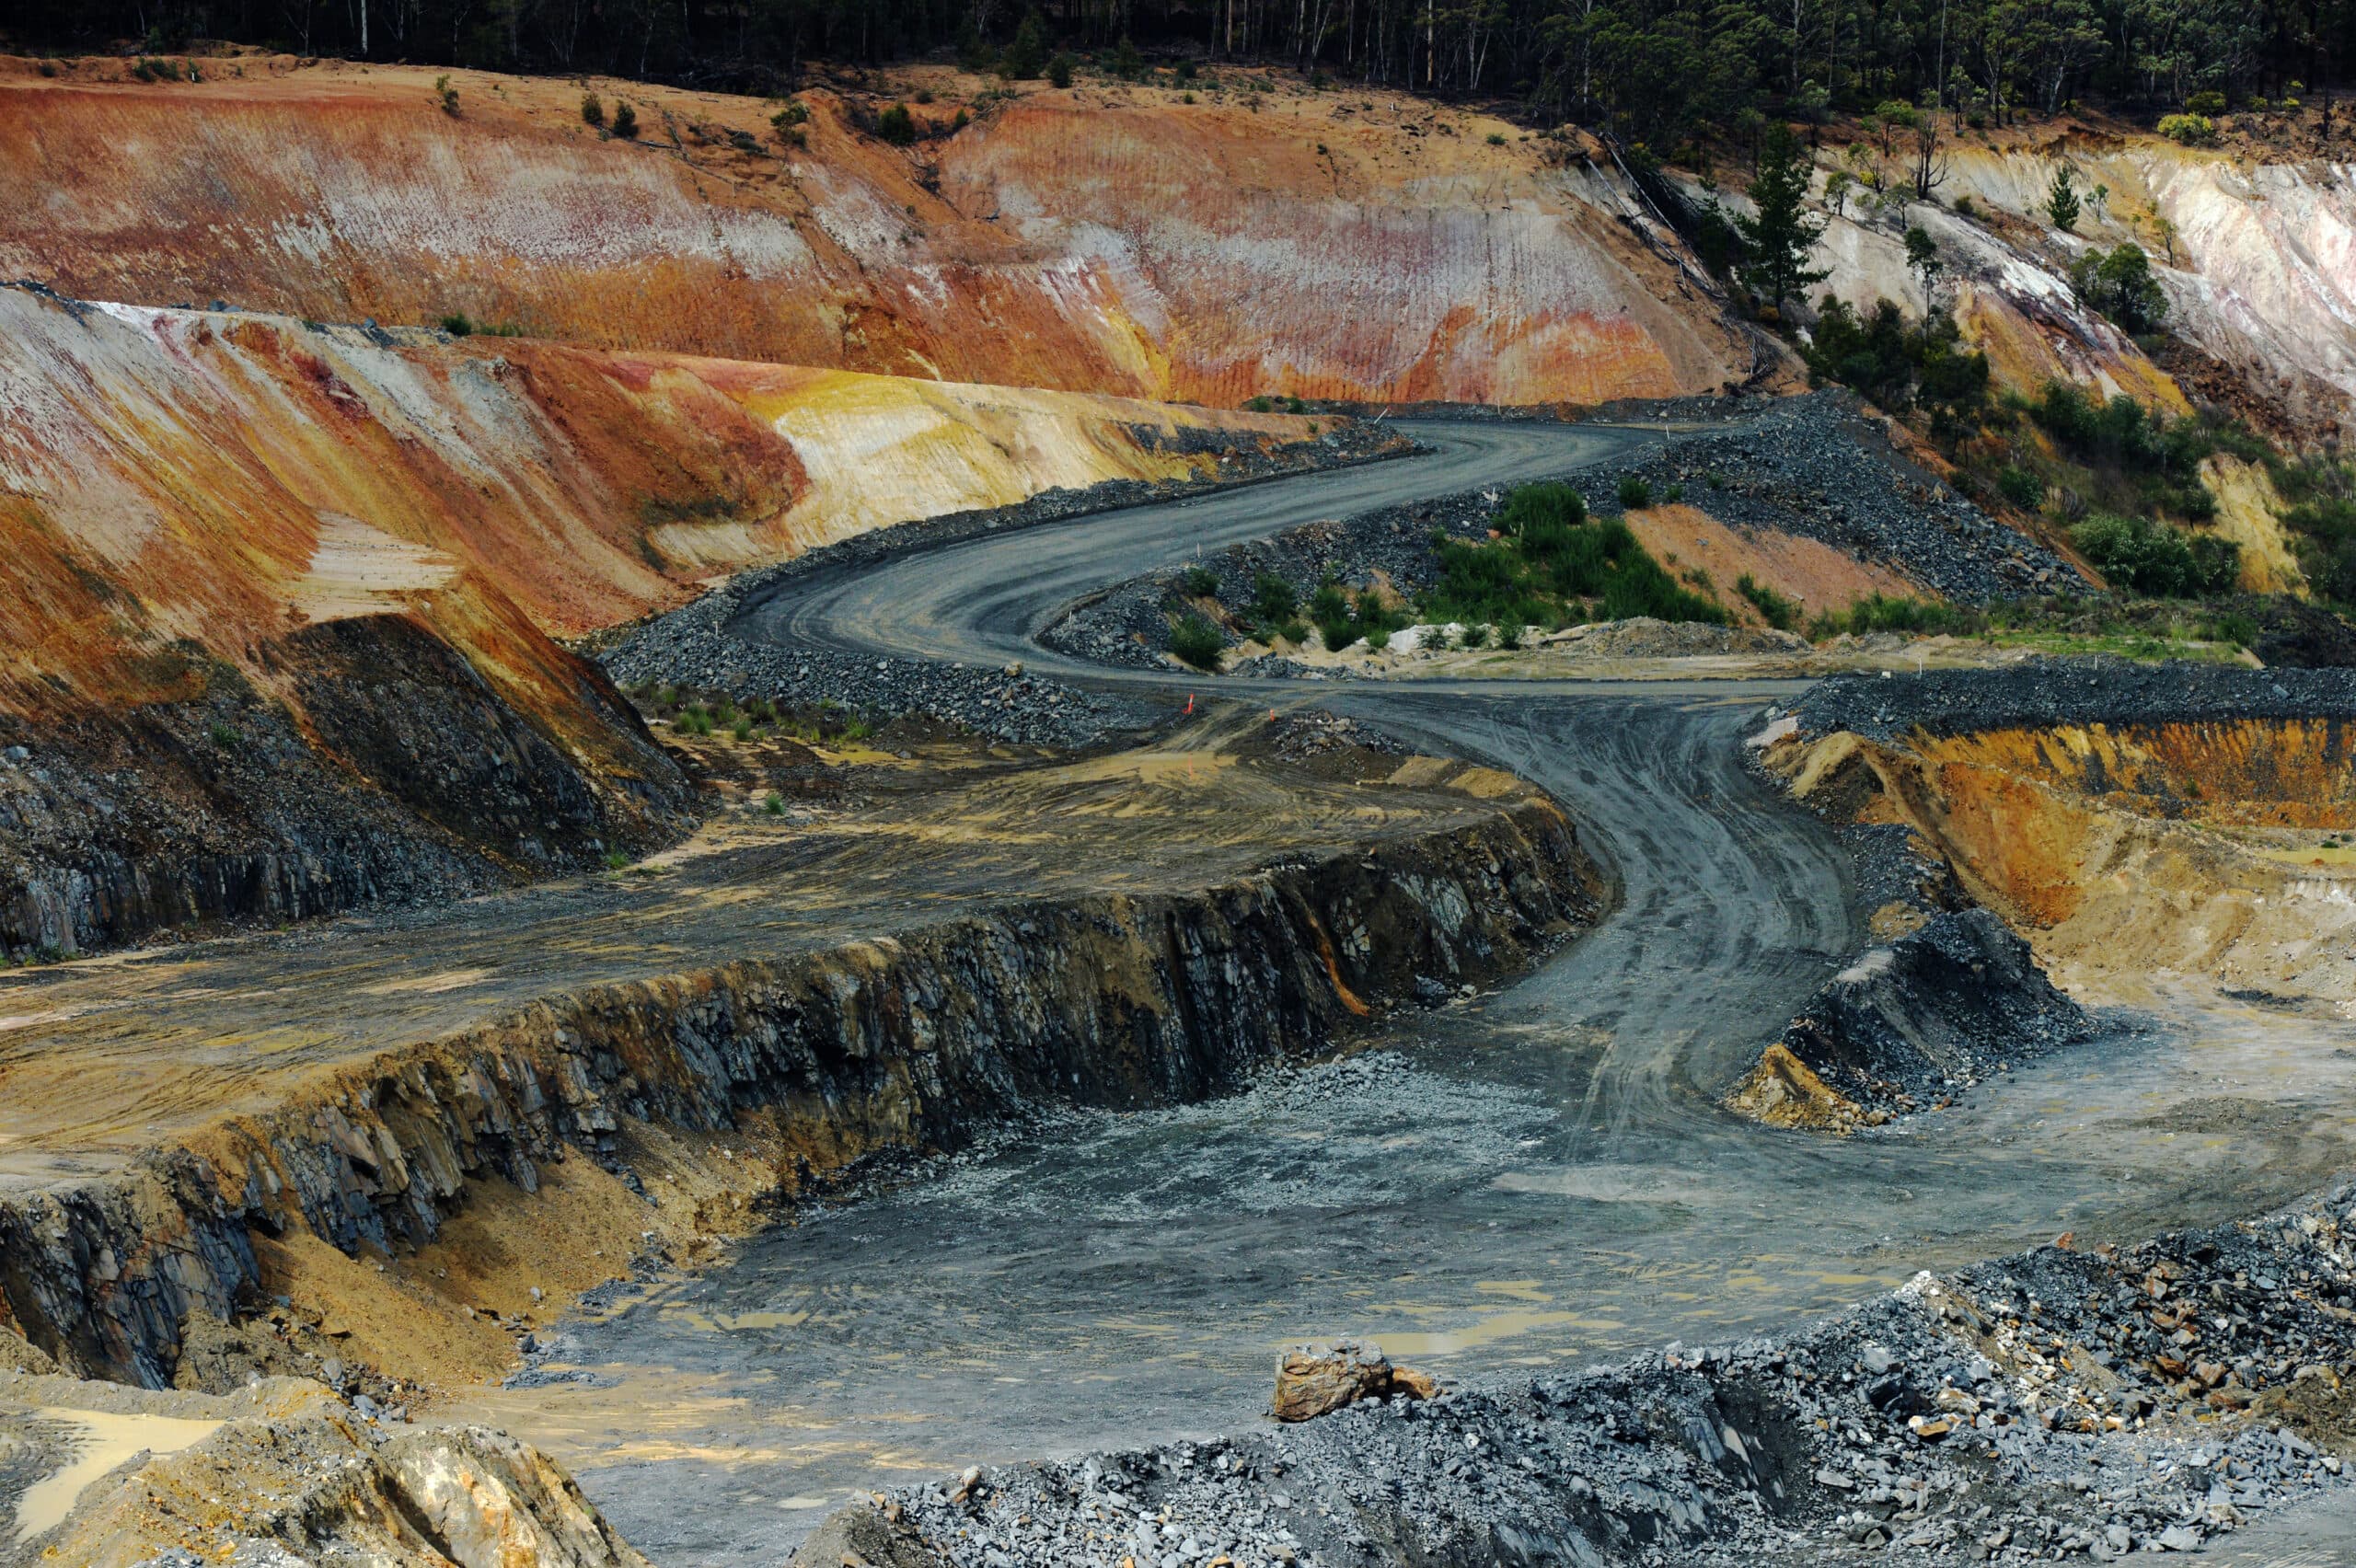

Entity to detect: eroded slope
[0,55,1749,404]
[0,283,1337,956]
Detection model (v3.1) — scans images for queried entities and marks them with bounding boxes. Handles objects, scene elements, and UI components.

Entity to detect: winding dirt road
[487,425,2356,1563]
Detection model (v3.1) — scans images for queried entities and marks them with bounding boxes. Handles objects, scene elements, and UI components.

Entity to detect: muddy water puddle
[468,991,2356,1565]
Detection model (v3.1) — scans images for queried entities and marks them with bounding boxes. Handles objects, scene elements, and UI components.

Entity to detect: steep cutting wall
[0,796,1596,1389]
[1799,125,2355,439]
[1766,686,2356,1009]
[0,56,1749,405]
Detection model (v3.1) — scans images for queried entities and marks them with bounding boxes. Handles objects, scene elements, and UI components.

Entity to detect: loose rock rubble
[830,1182,2356,1567]
[1787,660,2356,744]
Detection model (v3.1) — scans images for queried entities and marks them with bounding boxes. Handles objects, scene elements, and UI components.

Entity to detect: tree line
[13,0,2347,143]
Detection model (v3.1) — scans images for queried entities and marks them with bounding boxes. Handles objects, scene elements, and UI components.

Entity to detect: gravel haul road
[501,422,2356,1563]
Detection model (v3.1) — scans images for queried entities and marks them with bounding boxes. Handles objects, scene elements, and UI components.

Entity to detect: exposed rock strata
[0,797,1598,1389]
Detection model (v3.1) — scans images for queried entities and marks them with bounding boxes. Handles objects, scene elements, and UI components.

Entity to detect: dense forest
[10,0,2350,145]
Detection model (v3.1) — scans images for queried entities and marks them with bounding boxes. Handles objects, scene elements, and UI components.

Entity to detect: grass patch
[1735,574,1800,631]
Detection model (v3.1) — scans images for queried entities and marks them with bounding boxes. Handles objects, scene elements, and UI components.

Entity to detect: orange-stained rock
[0,59,1748,406]
[1273,1340,1438,1421]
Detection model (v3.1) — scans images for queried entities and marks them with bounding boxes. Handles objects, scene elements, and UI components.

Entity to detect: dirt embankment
[0,284,1345,959]
[0,721,1601,1400]
[0,55,1747,405]
[1763,663,2356,1014]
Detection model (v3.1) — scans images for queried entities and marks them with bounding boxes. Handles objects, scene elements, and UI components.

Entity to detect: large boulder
[1272,1339,1438,1422]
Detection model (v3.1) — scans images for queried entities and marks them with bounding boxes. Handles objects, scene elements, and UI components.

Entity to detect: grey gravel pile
[1791,660,2356,744]
[1775,908,2098,1120]
[846,1182,2356,1567]
[606,632,1149,751]
[1573,391,2074,601]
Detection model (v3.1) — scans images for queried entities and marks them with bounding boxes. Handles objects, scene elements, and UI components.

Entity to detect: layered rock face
[0,57,1749,404]
[0,795,1597,1388]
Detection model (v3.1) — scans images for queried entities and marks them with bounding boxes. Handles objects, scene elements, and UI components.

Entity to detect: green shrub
[440,311,474,336]
[1616,476,1654,511]
[1735,574,1799,630]
[1309,582,1357,651]
[1111,37,1144,78]
[2068,243,2169,333]
[1181,565,1219,598]
[1996,465,2045,509]
[2070,513,2239,596]
[877,104,918,144]
[1806,295,1990,433]
[1426,481,1722,629]
[1244,394,1275,412]
[1252,571,1299,623]
[207,720,239,748]
[581,92,605,126]
[1807,594,1980,639]
[2158,112,2216,145]
[1046,52,1076,87]
[999,12,1047,78]
[434,75,460,116]
[1364,625,1392,651]
[764,790,786,814]
[1170,614,1225,670]
[612,100,639,138]
[2186,90,2226,117]
[2200,612,2258,648]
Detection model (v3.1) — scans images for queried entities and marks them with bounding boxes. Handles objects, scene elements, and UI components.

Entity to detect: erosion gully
[468,421,2356,1562]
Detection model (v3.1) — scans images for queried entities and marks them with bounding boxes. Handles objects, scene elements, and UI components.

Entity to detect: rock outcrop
[1272,1340,1438,1422]
[0,1371,647,1567]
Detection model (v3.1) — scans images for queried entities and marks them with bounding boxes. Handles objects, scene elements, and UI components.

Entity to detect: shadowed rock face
[0,59,1748,404]
[0,791,1599,1387]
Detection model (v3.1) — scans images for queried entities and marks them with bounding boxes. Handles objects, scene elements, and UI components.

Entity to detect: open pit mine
[5,24,2356,1568]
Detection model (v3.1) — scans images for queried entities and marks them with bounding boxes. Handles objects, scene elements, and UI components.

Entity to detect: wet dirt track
[478,423,2356,1562]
